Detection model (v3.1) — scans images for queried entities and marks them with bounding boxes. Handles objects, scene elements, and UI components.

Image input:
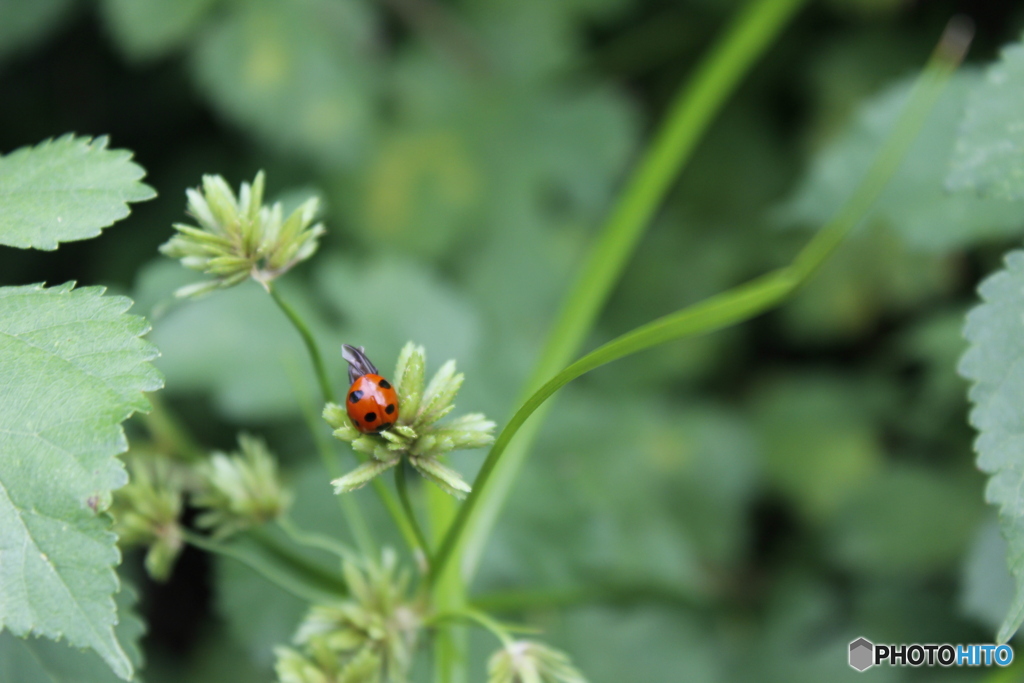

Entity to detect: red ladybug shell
[346,373,399,434]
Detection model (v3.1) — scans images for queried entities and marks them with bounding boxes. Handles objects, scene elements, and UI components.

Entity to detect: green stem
[269,285,419,559]
[395,461,433,567]
[447,0,810,586]
[268,284,335,404]
[368,475,423,560]
[276,516,356,563]
[248,526,350,594]
[290,361,378,558]
[426,608,517,648]
[181,528,344,604]
[430,18,970,588]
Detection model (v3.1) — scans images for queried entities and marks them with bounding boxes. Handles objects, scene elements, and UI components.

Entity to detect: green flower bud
[324,342,495,498]
[273,647,331,683]
[160,171,325,297]
[193,433,292,539]
[487,641,588,683]
[274,549,421,683]
[111,456,185,582]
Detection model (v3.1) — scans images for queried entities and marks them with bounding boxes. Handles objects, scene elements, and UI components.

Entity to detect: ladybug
[342,344,399,434]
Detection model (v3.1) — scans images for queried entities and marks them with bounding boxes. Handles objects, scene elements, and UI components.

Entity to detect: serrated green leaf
[948,36,1024,200]
[779,72,1024,251]
[99,0,216,61]
[0,581,145,683]
[961,517,1016,632]
[961,249,1024,642]
[0,135,155,251]
[0,284,162,680]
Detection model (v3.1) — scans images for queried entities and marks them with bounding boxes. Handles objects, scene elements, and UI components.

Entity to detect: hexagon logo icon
[849,637,874,672]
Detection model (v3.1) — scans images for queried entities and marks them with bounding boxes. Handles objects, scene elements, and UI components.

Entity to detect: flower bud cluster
[111,456,187,582]
[487,641,588,683]
[324,342,495,499]
[193,433,292,539]
[274,549,421,683]
[160,171,324,297]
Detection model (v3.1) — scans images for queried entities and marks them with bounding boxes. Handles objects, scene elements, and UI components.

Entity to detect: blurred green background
[2,0,1023,680]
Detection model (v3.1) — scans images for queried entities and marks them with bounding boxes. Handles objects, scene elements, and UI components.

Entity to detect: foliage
[325,343,495,498]
[777,72,1023,251]
[160,171,324,297]
[948,36,1024,200]
[2,1,1024,682]
[0,284,162,679]
[962,251,1024,642]
[0,135,154,250]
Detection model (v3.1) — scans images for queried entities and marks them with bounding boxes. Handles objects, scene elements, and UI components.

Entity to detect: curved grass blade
[431,18,973,587]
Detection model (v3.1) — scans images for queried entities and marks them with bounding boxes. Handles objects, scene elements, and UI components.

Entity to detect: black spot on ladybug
[349,390,363,403]
[365,412,377,422]
[378,379,391,389]
[385,404,395,414]
[379,422,392,431]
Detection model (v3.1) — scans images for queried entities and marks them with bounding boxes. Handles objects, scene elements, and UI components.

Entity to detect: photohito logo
[848,638,1014,671]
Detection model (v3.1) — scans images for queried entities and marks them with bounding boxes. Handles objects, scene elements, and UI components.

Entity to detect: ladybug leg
[342,344,379,383]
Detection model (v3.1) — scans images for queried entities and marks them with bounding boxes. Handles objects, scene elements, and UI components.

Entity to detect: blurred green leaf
[889,308,970,440]
[961,249,1024,642]
[781,223,955,342]
[136,260,343,421]
[753,374,883,522]
[0,582,146,683]
[146,625,271,683]
[804,29,922,152]
[0,135,155,250]
[100,0,216,61]
[215,554,306,669]
[828,465,981,576]
[464,0,580,82]
[315,255,481,369]
[0,0,73,61]
[948,35,1024,200]
[779,72,1024,251]
[215,463,348,667]
[192,0,378,167]
[355,129,482,257]
[555,607,722,683]
[961,517,1016,632]
[0,284,162,680]
[477,391,757,593]
[739,576,901,683]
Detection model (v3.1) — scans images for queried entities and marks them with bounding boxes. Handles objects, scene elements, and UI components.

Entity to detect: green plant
[5,1,1024,682]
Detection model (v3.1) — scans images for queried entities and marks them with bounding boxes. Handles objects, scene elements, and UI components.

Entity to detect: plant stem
[395,461,433,568]
[181,528,344,604]
[290,361,378,558]
[268,284,421,559]
[249,526,350,593]
[429,16,970,588]
[432,0,809,587]
[426,608,517,648]
[276,515,356,563]
[268,284,335,404]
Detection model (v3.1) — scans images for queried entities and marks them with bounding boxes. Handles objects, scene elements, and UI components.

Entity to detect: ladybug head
[342,344,379,384]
